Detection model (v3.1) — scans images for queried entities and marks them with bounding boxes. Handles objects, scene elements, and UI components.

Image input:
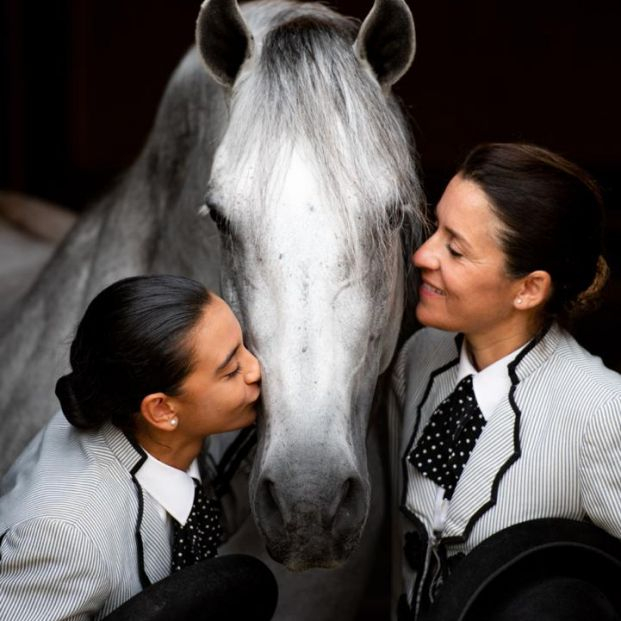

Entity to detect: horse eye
[205,204,230,234]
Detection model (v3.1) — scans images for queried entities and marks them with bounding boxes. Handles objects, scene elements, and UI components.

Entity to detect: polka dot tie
[408,375,486,500]
[171,479,223,573]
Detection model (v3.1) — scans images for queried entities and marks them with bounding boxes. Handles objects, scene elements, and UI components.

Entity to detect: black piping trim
[441,326,549,546]
[125,434,151,589]
[213,426,257,498]
[125,433,148,476]
[453,332,465,350]
[130,476,151,589]
[400,353,460,510]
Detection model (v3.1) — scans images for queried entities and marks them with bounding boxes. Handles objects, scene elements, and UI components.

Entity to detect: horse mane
[215,0,425,275]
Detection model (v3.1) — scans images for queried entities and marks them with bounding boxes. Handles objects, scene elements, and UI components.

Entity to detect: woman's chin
[235,407,258,430]
[416,306,441,329]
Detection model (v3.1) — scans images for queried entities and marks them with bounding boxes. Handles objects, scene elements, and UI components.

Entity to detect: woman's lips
[420,281,445,297]
[246,383,261,406]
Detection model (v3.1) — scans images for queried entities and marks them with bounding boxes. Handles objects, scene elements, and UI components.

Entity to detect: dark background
[1,0,620,368]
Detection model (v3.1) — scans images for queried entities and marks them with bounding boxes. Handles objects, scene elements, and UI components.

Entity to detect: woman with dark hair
[0,275,277,621]
[391,143,621,620]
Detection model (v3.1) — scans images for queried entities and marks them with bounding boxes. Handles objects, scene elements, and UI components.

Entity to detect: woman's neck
[466,334,526,371]
[465,319,542,371]
[134,426,202,472]
[464,308,545,371]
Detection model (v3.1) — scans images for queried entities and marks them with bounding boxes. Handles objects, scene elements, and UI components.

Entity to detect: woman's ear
[514,270,552,310]
[140,393,178,432]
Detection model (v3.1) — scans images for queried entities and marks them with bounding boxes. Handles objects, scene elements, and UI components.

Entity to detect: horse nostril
[331,477,365,535]
[256,478,285,533]
[265,480,278,512]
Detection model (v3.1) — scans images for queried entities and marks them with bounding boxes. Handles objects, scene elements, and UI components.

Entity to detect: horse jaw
[209,146,404,569]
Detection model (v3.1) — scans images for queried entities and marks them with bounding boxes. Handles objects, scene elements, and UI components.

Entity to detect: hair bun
[569,255,610,317]
[55,373,91,429]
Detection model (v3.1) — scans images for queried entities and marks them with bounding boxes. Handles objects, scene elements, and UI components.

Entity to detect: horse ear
[195,0,254,87]
[354,0,416,88]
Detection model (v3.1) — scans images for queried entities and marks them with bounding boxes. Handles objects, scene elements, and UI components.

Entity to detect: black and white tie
[171,479,223,573]
[408,374,486,500]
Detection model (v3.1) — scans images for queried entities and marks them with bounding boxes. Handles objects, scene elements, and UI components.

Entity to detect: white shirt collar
[135,451,201,526]
[456,341,527,420]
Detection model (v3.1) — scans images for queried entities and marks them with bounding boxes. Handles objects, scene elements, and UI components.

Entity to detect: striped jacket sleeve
[1,518,110,621]
[580,395,621,539]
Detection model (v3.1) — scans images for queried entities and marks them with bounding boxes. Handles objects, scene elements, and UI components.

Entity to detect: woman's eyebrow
[215,344,241,374]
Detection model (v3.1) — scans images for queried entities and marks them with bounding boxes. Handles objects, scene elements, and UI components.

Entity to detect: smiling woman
[391,143,621,621]
[413,175,536,367]
[0,275,275,621]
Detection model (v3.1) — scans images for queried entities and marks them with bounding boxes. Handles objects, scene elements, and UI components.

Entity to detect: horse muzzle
[251,450,370,570]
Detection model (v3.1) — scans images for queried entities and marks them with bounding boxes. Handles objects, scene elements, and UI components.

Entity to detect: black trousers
[103,554,278,621]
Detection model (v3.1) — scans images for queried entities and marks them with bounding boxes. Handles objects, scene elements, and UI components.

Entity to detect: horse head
[197,0,422,570]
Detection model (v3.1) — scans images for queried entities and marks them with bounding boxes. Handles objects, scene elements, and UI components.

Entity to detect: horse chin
[263,527,364,571]
[253,492,368,569]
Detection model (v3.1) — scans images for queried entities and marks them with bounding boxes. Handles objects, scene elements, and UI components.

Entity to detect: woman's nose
[245,351,262,384]
[412,236,437,270]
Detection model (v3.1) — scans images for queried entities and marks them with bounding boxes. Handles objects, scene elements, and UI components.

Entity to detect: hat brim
[423,519,621,621]
[102,554,278,621]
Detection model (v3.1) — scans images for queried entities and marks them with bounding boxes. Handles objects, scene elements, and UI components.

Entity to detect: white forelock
[207,0,424,274]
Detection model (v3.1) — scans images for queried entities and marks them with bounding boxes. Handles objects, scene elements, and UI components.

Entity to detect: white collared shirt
[431,341,526,535]
[456,342,525,422]
[135,451,201,527]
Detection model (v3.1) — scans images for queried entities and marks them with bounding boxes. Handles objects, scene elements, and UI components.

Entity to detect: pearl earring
[516,298,523,305]
[169,417,178,428]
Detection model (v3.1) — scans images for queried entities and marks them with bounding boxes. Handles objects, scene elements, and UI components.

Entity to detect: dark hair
[55,275,212,431]
[459,143,608,322]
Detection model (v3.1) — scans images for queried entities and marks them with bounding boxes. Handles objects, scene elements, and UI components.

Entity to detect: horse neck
[87,50,227,290]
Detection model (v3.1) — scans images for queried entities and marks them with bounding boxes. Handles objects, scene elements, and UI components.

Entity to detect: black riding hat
[422,518,621,621]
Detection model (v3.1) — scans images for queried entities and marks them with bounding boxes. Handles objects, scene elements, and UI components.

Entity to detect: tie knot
[452,373,474,396]
[192,477,203,498]
[408,373,486,501]
[171,479,223,573]
[191,479,209,512]
[437,374,476,412]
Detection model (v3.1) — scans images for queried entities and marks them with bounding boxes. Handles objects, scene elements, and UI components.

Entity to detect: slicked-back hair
[55,275,212,431]
[459,143,605,321]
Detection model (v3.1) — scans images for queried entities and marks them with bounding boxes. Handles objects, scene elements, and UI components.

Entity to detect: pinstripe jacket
[0,413,173,620]
[389,322,621,617]
[0,412,255,621]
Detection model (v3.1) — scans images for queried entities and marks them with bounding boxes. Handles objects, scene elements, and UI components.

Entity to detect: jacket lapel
[400,324,565,552]
[140,493,172,583]
[401,363,460,461]
[441,324,561,541]
[442,396,520,540]
[101,422,172,585]
[401,363,459,532]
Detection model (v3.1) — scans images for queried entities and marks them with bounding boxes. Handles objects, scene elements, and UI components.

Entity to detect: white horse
[0,0,423,617]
